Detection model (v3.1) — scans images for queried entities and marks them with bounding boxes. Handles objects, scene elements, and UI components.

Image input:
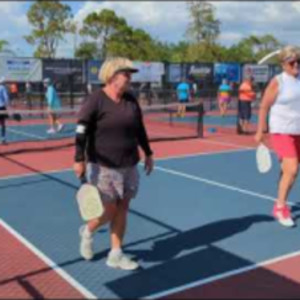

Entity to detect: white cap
[43,78,51,84]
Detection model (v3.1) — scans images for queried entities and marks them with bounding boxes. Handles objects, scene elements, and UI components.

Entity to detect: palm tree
[0,40,9,51]
[0,40,17,56]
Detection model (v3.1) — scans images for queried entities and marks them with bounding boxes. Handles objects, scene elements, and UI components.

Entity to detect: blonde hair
[278,45,300,62]
[99,57,135,84]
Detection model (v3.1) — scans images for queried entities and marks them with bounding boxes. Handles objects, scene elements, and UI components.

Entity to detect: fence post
[197,101,204,138]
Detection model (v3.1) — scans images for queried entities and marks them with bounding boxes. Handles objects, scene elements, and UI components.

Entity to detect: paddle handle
[79,174,88,185]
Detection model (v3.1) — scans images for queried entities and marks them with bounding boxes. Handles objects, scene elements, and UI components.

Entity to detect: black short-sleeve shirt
[75,89,153,168]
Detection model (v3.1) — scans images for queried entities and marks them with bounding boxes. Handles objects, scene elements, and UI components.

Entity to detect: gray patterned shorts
[87,163,140,203]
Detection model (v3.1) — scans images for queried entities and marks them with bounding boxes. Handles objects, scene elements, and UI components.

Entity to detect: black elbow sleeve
[74,123,88,162]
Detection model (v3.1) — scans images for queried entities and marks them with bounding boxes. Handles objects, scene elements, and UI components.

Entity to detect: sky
[0,1,299,58]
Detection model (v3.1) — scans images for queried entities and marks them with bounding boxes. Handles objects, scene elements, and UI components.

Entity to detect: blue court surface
[1,149,300,298]
[171,114,258,126]
[6,123,76,143]
[5,113,257,144]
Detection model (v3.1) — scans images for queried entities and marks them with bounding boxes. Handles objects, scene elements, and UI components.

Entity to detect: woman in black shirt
[74,57,154,270]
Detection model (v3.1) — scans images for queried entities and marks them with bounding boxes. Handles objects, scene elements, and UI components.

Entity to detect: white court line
[0,219,97,299]
[155,147,253,161]
[0,147,252,181]
[7,128,45,140]
[199,137,275,154]
[146,126,255,150]
[145,248,300,299]
[9,121,76,128]
[0,168,73,181]
[199,138,254,150]
[154,165,297,207]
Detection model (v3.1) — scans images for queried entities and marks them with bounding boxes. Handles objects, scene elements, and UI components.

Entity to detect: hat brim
[43,78,51,83]
[116,67,139,73]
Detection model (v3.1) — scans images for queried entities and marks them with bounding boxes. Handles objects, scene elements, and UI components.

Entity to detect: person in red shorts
[255,45,300,227]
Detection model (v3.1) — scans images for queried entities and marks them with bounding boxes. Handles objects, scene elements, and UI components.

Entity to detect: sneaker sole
[80,251,94,260]
[79,227,94,260]
[106,261,139,271]
[278,220,296,227]
[273,216,296,228]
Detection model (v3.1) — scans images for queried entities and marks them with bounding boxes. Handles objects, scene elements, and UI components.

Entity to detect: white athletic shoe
[47,128,56,134]
[57,124,64,132]
[273,204,295,228]
[79,225,94,260]
[106,252,139,270]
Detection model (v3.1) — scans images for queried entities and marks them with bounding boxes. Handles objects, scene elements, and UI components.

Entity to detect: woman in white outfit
[255,46,300,227]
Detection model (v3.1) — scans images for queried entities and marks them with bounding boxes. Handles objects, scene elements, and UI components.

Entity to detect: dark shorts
[238,101,252,121]
[10,93,18,100]
[0,107,8,121]
[87,163,140,203]
[179,98,189,103]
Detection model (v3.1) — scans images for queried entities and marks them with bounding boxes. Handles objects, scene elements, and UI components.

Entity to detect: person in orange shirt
[9,82,18,106]
[238,75,256,134]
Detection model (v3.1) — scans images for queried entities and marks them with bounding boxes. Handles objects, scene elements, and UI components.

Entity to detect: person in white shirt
[0,77,9,144]
[255,46,300,227]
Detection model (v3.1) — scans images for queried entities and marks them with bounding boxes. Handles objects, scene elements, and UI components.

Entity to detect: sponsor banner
[166,64,182,82]
[131,61,164,82]
[243,64,270,83]
[42,59,85,84]
[87,60,102,83]
[214,63,241,83]
[186,63,214,84]
[269,64,282,78]
[0,57,42,82]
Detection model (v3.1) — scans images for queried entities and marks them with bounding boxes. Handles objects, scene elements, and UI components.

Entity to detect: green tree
[80,9,126,59]
[0,40,9,52]
[80,9,168,61]
[185,1,220,62]
[107,26,157,60]
[255,34,282,62]
[24,0,73,58]
[166,41,189,63]
[0,40,15,56]
[227,34,282,63]
[75,41,98,60]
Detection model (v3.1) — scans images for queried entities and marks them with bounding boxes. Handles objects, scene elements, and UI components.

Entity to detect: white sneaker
[273,204,295,228]
[106,252,139,270]
[57,124,64,132]
[278,216,295,228]
[47,128,56,134]
[79,225,94,260]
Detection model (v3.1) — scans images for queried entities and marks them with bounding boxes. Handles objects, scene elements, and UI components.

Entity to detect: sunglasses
[287,59,300,67]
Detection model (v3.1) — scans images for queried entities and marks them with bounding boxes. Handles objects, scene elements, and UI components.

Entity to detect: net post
[169,107,173,127]
[197,101,204,138]
[39,81,44,110]
[236,99,242,134]
[69,63,74,109]
[39,81,45,119]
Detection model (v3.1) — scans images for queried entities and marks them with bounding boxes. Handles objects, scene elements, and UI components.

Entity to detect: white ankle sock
[83,225,92,238]
[109,248,122,257]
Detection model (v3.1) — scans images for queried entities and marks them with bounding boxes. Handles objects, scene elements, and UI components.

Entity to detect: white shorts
[87,163,140,203]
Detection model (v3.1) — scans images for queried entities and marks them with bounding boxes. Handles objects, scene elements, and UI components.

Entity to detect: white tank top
[269,72,300,134]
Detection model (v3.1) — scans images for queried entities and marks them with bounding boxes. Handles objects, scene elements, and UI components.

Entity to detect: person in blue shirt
[0,77,10,144]
[176,78,190,117]
[218,78,232,117]
[44,78,64,134]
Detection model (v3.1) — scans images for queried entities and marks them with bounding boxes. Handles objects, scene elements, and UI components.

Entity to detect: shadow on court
[126,215,274,262]
[106,244,300,299]
[105,215,276,298]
